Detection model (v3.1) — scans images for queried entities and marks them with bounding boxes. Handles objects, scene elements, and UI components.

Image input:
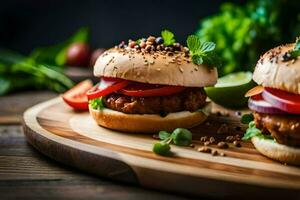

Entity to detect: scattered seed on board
[233,140,241,147]
[197,146,212,153]
[204,141,210,146]
[217,141,229,149]
[209,137,215,144]
[225,135,234,142]
[200,136,208,142]
[152,134,159,139]
[211,150,218,156]
[219,152,226,157]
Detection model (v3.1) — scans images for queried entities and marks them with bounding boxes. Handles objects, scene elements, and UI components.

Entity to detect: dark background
[0,0,244,54]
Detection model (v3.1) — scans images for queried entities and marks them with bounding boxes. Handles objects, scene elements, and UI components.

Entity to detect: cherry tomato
[120,83,185,97]
[66,43,90,66]
[62,79,93,110]
[87,77,129,100]
[262,87,300,114]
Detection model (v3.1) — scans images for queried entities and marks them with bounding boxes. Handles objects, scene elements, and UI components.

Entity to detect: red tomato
[262,87,300,114]
[66,43,90,67]
[120,83,185,97]
[62,79,93,110]
[87,77,129,100]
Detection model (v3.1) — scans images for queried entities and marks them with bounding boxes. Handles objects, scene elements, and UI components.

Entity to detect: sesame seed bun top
[93,47,218,87]
[253,43,300,94]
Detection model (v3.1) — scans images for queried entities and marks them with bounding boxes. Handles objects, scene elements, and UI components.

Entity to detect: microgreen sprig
[152,128,192,156]
[242,121,273,141]
[89,97,105,110]
[283,37,300,62]
[240,113,254,124]
[161,29,175,46]
[187,35,221,69]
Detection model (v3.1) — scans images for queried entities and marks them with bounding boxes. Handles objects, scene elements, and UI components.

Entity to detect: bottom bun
[252,136,300,165]
[89,103,211,133]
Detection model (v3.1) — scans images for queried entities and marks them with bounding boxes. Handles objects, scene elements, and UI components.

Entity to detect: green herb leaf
[187,35,202,53]
[135,39,141,45]
[282,37,300,62]
[0,48,74,95]
[0,77,11,95]
[192,55,203,65]
[187,35,220,69]
[152,141,171,156]
[242,121,261,140]
[158,131,171,140]
[200,41,216,53]
[89,98,105,110]
[240,113,254,124]
[171,128,192,146]
[242,121,274,141]
[161,30,175,46]
[294,37,300,51]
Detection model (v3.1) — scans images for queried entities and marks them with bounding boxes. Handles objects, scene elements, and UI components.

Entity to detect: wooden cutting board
[22,97,300,198]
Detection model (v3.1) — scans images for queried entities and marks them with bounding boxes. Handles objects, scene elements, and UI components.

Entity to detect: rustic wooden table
[0,91,196,200]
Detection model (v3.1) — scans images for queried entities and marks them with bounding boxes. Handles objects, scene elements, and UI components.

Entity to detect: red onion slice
[248,96,286,114]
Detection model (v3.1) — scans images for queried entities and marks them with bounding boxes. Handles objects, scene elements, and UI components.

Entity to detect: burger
[87,33,218,133]
[244,38,300,165]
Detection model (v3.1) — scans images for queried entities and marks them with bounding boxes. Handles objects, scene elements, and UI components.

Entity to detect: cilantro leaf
[192,55,203,65]
[187,35,202,53]
[171,128,192,146]
[294,37,300,51]
[135,39,141,45]
[187,35,221,69]
[283,37,300,61]
[161,30,175,46]
[89,98,105,110]
[200,41,216,53]
[240,113,254,124]
[242,121,274,141]
[158,131,171,140]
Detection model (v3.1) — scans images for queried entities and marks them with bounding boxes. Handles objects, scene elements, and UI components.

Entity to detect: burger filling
[103,88,207,115]
[243,86,300,147]
[254,112,300,147]
[87,77,208,116]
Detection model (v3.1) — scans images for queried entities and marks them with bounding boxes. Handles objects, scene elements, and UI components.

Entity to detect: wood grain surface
[22,97,300,198]
[1,92,194,200]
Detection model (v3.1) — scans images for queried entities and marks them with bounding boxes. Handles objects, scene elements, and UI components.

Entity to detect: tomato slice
[245,85,264,97]
[120,83,185,97]
[62,79,93,110]
[87,77,129,100]
[262,87,300,114]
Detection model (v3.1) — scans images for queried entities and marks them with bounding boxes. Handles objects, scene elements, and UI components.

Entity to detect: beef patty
[103,88,207,115]
[254,112,300,147]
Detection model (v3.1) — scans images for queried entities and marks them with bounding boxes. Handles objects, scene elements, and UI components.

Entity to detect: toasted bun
[89,103,211,133]
[252,136,300,165]
[253,43,300,94]
[93,48,217,87]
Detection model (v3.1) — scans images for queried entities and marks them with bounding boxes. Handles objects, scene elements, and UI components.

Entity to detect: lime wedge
[205,72,256,108]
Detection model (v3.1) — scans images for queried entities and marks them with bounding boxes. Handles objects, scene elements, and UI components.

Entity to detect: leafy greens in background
[196,0,300,76]
[0,28,89,95]
[0,49,74,95]
[30,27,89,66]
